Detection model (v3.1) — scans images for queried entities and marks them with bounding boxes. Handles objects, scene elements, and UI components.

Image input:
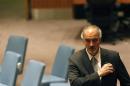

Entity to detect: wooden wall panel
[72,0,86,5]
[118,0,130,3]
[32,0,130,9]
[32,0,73,8]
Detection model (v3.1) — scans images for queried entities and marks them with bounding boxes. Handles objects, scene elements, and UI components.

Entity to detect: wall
[32,0,72,8]
[118,0,130,3]
[31,0,74,20]
[72,0,86,5]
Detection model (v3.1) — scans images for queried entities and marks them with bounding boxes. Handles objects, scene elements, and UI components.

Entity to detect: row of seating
[0,51,45,86]
[0,35,75,86]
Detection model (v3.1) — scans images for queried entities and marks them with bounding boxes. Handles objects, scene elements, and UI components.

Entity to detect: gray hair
[81,25,102,40]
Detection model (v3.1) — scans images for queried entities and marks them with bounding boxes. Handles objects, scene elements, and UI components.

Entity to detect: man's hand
[98,63,114,77]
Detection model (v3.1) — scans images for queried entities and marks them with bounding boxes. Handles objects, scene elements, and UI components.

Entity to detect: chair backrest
[21,60,46,86]
[5,35,28,73]
[51,43,75,80]
[0,51,21,86]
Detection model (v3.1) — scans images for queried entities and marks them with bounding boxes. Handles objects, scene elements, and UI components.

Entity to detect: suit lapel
[81,49,94,73]
[81,48,110,73]
[101,48,110,67]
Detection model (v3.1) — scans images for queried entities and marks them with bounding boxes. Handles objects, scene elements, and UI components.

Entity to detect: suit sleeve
[68,59,100,86]
[116,53,130,86]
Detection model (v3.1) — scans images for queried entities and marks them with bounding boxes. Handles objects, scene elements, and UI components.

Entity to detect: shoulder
[101,48,119,55]
[69,48,86,62]
[101,48,120,61]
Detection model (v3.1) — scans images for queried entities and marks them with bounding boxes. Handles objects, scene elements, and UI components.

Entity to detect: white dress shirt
[86,48,101,71]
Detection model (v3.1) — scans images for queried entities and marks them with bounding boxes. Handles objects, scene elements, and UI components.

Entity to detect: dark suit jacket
[68,48,130,86]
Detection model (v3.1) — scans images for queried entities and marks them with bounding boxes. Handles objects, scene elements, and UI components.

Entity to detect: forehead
[83,27,100,39]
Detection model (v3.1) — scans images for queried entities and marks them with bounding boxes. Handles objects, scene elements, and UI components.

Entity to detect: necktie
[91,57,98,72]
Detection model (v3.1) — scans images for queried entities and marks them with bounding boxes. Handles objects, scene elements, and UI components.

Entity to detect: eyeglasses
[84,38,99,43]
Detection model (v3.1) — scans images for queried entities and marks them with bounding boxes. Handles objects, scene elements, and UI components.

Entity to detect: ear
[81,32,84,40]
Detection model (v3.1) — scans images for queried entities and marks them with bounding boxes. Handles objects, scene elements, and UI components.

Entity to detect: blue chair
[41,43,75,86]
[21,60,46,86]
[0,35,28,74]
[0,51,21,86]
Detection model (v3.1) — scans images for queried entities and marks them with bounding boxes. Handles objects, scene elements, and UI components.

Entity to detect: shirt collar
[86,48,100,62]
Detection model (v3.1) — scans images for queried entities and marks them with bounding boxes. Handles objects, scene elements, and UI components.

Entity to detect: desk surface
[73,0,130,5]
[118,0,130,4]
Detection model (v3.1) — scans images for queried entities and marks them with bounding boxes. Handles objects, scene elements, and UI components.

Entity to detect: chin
[89,52,95,56]
[91,51,97,55]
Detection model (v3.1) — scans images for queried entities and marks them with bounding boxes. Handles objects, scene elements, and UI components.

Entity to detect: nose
[90,41,94,46]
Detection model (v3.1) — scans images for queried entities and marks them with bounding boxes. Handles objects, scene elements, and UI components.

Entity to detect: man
[68,25,130,86]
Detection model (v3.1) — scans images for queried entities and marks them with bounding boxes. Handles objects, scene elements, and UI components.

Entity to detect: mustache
[88,46,96,49]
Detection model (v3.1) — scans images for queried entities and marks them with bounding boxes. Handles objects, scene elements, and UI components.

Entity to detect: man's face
[83,29,100,56]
